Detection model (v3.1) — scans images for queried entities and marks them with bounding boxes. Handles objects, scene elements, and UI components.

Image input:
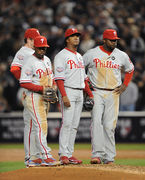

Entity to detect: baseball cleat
[90,157,101,164]
[41,157,56,166]
[69,156,82,164]
[60,156,70,165]
[24,158,30,167]
[28,158,42,167]
[103,160,114,164]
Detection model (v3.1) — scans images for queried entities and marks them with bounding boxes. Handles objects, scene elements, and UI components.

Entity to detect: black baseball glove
[43,87,58,103]
[83,96,94,111]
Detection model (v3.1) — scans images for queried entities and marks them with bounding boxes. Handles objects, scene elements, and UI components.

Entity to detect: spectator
[0,0,144,111]
[120,80,139,111]
[130,30,145,62]
[0,86,9,112]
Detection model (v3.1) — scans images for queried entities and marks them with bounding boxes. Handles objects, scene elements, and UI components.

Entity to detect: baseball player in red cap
[20,35,58,167]
[83,29,134,164]
[10,28,40,166]
[54,28,93,165]
[11,28,40,79]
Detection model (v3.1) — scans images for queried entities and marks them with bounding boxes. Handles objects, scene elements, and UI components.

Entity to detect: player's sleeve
[83,51,91,68]
[56,80,67,97]
[19,60,33,84]
[122,53,134,86]
[46,57,54,79]
[46,57,56,87]
[84,80,93,98]
[11,52,24,68]
[123,53,134,73]
[20,83,43,93]
[10,66,21,80]
[54,54,65,81]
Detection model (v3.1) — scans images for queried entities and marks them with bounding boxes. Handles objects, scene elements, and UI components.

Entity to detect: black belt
[93,87,114,91]
[65,86,83,90]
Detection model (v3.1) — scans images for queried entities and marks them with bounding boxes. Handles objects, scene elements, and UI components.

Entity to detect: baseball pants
[59,87,83,158]
[91,89,119,162]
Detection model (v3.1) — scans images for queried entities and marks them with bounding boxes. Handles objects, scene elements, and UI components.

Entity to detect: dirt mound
[0,148,145,180]
[0,165,145,180]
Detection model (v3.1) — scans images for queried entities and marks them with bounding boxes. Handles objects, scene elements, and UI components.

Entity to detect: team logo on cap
[41,38,44,43]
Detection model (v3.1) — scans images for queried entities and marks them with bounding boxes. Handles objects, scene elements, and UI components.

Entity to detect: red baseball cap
[65,28,81,38]
[24,28,40,39]
[103,29,120,40]
[34,36,49,47]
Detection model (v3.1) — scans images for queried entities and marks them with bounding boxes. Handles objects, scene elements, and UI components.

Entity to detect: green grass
[82,159,145,166]
[0,143,145,173]
[0,161,25,173]
[1,158,145,173]
[116,143,145,150]
[0,143,145,150]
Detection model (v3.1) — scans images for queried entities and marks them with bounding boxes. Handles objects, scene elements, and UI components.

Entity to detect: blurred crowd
[0,0,145,112]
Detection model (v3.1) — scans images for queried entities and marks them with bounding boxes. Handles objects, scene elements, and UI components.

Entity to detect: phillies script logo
[93,58,120,69]
[36,69,45,78]
[67,60,84,69]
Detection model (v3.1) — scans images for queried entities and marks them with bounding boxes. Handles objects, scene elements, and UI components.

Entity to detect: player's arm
[20,82,43,93]
[54,54,70,107]
[114,54,134,95]
[10,66,21,80]
[114,70,134,95]
[84,79,94,98]
[55,80,70,107]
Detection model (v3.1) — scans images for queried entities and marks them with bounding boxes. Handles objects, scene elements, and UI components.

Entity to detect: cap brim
[109,37,120,40]
[66,33,81,38]
[35,45,50,47]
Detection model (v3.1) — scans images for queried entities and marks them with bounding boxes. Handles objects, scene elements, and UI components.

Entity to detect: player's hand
[114,84,127,95]
[62,96,71,107]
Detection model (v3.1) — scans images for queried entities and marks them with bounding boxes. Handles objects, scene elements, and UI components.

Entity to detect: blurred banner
[0,112,145,143]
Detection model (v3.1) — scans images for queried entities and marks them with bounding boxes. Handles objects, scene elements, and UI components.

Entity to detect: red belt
[94,87,114,91]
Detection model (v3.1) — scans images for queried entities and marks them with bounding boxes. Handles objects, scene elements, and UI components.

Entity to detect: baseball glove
[83,96,94,111]
[43,87,58,103]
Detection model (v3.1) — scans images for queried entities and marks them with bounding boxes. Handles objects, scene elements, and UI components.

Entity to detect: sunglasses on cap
[37,47,47,50]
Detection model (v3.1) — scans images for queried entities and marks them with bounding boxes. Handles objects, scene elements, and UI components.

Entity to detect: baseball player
[54,28,93,165]
[20,35,57,166]
[10,28,40,166]
[83,29,134,164]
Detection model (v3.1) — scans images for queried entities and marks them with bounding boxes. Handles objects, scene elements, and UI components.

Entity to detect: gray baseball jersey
[11,46,35,164]
[83,46,134,89]
[54,48,86,88]
[20,54,53,160]
[11,46,34,68]
[83,46,134,162]
[20,55,53,86]
[54,47,86,158]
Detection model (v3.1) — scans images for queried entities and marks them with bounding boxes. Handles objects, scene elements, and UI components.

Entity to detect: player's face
[27,38,35,49]
[67,35,80,47]
[34,47,47,59]
[103,39,117,51]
